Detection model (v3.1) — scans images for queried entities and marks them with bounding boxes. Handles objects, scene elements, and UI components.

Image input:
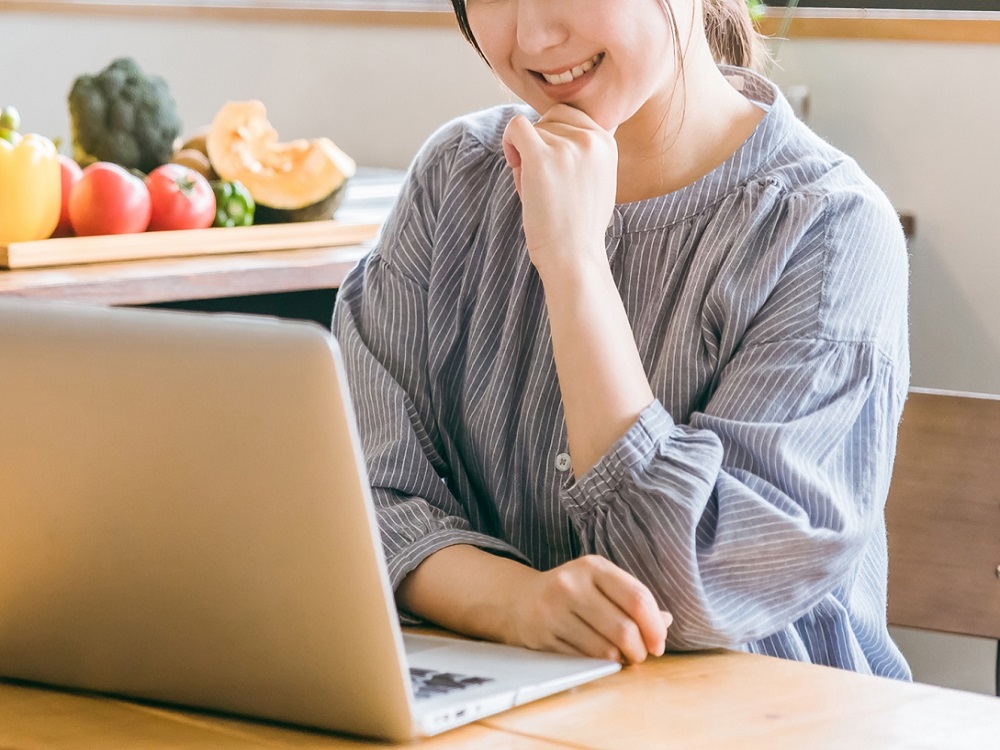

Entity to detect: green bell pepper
[210,179,255,228]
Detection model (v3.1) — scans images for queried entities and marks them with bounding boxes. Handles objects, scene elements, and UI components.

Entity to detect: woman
[333,0,911,678]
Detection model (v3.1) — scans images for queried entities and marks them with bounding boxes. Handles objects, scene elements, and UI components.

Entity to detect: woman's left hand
[502,105,617,280]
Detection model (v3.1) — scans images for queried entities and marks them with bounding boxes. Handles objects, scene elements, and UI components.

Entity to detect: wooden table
[3,647,999,749]
[0,170,401,308]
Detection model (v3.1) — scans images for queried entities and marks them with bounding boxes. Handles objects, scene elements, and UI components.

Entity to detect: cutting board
[0,220,380,270]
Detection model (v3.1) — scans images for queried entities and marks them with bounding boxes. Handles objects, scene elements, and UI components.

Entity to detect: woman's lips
[531,53,604,95]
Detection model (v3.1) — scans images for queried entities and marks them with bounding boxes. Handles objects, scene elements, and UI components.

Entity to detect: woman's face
[465,0,695,131]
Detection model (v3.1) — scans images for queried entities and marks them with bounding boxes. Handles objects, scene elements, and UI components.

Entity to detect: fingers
[661,610,673,631]
[556,613,625,663]
[538,103,605,132]
[502,114,542,161]
[590,558,669,658]
[502,115,540,197]
[537,104,619,141]
[501,119,523,170]
[571,594,651,664]
[516,556,671,666]
[508,108,611,155]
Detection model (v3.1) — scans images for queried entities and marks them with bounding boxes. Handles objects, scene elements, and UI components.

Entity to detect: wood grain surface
[4,646,1000,749]
[0,221,379,270]
[886,388,1000,640]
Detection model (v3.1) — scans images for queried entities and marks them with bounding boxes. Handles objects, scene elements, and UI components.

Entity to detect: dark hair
[450,1,486,61]
[449,0,769,73]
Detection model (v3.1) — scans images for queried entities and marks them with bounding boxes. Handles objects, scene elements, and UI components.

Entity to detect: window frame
[2,0,999,43]
[792,1,999,10]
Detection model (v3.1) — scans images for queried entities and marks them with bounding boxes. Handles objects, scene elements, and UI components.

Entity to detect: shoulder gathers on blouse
[332,66,912,680]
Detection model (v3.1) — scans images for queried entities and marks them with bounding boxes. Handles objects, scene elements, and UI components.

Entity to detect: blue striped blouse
[333,67,912,679]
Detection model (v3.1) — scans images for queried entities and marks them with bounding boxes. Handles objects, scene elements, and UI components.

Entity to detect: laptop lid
[0,298,416,740]
[0,298,623,741]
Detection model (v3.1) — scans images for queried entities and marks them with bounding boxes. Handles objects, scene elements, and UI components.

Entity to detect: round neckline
[608,66,794,236]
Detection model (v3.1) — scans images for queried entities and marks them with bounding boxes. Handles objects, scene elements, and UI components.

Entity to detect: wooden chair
[885,388,1000,696]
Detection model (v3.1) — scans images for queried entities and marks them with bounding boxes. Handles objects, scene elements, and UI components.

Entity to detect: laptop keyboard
[410,667,494,700]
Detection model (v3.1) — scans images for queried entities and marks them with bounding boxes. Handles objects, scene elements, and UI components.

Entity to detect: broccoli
[68,57,183,174]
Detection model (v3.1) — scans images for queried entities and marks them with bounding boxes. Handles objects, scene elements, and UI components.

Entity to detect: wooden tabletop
[3,647,999,749]
[0,170,401,307]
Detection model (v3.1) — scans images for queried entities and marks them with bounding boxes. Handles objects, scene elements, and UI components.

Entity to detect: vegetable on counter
[171,128,218,182]
[210,179,255,228]
[69,161,152,236]
[0,133,61,245]
[171,148,216,182]
[0,105,22,145]
[68,57,183,174]
[52,154,84,238]
[146,163,215,231]
[206,100,355,224]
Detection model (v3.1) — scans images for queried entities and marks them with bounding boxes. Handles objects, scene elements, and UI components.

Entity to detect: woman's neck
[613,56,766,205]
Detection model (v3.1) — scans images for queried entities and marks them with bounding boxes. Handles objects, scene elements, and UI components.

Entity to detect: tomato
[69,162,151,236]
[145,163,216,231]
[51,155,83,238]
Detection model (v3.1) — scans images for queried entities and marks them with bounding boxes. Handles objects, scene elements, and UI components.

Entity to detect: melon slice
[206,100,356,223]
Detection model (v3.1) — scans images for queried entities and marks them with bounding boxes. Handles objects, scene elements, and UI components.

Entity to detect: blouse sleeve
[560,191,910,650]
[333,127,528,601]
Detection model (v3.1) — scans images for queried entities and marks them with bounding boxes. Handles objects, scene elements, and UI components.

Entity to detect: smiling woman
[329,0,915,687]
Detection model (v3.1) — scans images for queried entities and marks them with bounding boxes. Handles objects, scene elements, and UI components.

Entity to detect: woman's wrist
[532,240,615,298]
[396,544,539,645]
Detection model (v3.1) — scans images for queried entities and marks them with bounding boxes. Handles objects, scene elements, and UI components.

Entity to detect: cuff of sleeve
[561,399,676,513]
[385,528,530,624]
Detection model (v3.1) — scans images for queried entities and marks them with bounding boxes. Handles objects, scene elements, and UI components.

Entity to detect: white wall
[2,10,997,695]
[767,39,1000,396]
[0,12,510,169]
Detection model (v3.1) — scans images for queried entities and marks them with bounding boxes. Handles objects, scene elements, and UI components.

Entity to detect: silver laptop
[0,298,619,742]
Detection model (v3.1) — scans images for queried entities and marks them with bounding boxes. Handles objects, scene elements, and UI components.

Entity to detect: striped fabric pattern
[333,67,911,679]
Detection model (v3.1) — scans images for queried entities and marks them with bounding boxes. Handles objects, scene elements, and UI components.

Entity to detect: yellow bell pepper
[0,133,61,245]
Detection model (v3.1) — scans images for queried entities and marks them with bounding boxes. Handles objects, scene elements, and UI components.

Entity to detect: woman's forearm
[541,256,655,478]
[396,544,536,643]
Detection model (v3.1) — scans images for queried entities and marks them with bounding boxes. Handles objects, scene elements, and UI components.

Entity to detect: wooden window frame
[2,1,1000,43]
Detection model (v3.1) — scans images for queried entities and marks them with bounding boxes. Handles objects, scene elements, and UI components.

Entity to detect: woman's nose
[515,0,571,56]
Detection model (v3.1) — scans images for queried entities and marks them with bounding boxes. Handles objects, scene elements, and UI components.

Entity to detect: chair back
[886,388,1000,640]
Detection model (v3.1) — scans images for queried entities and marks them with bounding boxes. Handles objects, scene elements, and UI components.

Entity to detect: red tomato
[50,155,83,238]
[69,162,152,236]
[145,163,216,231]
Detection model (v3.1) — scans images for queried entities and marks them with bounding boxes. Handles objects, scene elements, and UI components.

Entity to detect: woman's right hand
[397,545,671,665]
[509,554,671,664]
[502,105,618,281]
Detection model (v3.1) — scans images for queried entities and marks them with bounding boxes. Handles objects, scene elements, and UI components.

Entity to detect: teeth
[541,54,601,86]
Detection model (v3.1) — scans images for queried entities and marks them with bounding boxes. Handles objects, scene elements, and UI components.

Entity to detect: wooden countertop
[0,170,401,306]
[3,647,999,749]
